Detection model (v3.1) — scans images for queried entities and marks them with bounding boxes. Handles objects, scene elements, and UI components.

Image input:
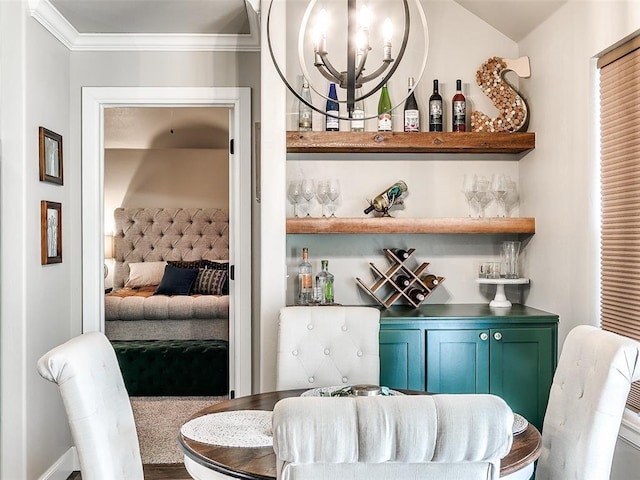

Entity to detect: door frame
[81,86,252,397]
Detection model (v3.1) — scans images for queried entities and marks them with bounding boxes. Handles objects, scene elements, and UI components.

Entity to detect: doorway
[81,87,252,397]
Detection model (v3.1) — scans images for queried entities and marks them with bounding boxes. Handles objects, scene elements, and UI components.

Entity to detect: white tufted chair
[535,325,640,480]
[37,332,144,480]
[273,394,514,480]
[276,306,380,390]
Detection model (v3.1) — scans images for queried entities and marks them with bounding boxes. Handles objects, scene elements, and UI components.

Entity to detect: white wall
[0,3,75,479]
[104,148,230,228]
[519,1,640,476]
[0,9,260,477]
[261,0,522,391]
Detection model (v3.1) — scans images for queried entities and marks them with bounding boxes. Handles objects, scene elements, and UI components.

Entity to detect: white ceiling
[30,0,567,50]
[29,0,260,51]
[454,0,566,42]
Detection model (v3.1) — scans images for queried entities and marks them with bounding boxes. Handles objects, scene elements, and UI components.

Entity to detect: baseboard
[38,447,79,480]
[620,409,640,449]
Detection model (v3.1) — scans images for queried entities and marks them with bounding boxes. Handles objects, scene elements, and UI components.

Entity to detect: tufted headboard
[113,208,229,289]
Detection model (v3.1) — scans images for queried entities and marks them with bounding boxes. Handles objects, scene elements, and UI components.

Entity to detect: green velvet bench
[111,339,229,396]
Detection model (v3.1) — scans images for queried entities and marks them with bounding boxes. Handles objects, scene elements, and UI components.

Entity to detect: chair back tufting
[536,325,640,479]
[272,394,514,480]
[276,306,380,390]
[37,332,143,480]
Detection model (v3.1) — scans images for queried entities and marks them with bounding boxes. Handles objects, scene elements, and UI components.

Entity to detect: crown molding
[28,0,260,52]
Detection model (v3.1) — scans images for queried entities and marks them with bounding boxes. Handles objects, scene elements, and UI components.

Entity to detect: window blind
[599,39,640,411]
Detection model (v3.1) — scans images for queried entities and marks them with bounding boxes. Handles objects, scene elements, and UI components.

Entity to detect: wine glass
[504,178,519,217]
[326,179,341,217]
[462,174,477,217]
[316,180,330,217]
[287,180,303,217]
[491,174,508,217]
[474,176,493,217]
[301,178,316,217]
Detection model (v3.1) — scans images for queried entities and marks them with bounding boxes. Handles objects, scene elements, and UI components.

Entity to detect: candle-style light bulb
[383,18,392,60]
[315,8,328,55]
[359,5,370,29]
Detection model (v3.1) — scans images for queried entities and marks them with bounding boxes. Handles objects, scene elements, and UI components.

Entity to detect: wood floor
[67,464,192,479]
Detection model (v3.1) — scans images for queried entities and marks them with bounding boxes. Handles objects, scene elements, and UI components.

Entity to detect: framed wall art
[39,127,63,185]
[41,201,62,265]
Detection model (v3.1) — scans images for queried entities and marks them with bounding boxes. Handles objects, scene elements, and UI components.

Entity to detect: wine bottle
[298,81,313,131]
[394,274,412,288]
[297,247,312,305]
[452,79,466,132]
[407,287,426,303]
[390,248,410,260]
[351,88,365,132]
[429,79,443,132]
[377,84,392,132]
[364,181,408,214]
[326,83,340,131]
[315,259,335,304]
[403,77,420,132]
[421,274,439,289]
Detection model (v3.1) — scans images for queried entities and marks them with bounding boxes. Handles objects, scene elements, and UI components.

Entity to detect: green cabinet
[379,329,423,391]
[379,304,558,430]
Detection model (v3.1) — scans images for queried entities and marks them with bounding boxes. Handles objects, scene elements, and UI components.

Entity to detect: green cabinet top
[378,303,558,325]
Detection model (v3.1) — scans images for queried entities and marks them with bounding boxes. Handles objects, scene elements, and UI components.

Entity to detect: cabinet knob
[479,332,489,341]
[494,332,503,341]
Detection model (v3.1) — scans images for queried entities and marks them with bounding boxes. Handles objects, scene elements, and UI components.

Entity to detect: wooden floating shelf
[286,217,536,235]
[286,131,535,155]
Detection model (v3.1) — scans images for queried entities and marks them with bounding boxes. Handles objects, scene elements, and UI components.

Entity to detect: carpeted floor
[131,396,227,464]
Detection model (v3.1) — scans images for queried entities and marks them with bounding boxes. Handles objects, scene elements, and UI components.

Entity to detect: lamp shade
[104,234,114,259]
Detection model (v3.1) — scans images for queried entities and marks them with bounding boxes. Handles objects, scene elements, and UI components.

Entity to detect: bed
[104,207,230,396]
[105,207,230,341]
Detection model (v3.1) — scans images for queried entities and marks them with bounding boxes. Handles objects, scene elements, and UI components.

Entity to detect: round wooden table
[179,389,542,479]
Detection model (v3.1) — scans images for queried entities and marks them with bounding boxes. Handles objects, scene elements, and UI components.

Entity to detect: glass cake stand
[476,278,530,308]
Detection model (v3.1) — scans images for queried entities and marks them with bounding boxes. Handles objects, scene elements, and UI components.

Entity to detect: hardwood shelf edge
[286,217,535,234]
[286,131,535,155]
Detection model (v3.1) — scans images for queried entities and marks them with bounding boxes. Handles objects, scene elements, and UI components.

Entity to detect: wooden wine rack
[355,248,445,308]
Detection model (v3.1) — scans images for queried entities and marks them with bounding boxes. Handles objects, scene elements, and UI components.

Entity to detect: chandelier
[267,0,429,121]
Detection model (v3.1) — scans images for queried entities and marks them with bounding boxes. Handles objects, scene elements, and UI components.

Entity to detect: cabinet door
[489,327,555,431]
[426,330,490,394]
[379,329,423,391]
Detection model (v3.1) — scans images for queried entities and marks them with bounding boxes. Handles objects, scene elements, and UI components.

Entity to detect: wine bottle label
[326,111,339,131]
[378,113,392,131]
[430,100,443,119]
[351,109,365,131]
[299,111,312,131]
[404,110,419,132]
[453,100,466,126]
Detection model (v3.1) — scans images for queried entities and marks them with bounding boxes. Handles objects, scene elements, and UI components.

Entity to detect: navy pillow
[154,264,199,296]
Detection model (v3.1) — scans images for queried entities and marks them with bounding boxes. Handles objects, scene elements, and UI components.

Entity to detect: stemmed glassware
[474,176,493,217]
[316,180,330,217]
[462,174,477,217]
[504,179,519,217]
[326,179,341,217]
[491,174,508,217]
[287,180,303,217]
[301,179,316,217]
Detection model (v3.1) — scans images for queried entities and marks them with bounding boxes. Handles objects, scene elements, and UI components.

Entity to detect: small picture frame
[41,201,62,265]
[39,127,63,185]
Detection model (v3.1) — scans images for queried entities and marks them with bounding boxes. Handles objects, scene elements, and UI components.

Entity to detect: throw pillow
[192,268,228,295]
[201,260,229,271]
[167,260,203,269]
[125,261,167,288]
[154,264,199,296]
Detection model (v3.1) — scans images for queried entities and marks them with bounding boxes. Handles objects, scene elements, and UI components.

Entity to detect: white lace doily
[181,410,273,447]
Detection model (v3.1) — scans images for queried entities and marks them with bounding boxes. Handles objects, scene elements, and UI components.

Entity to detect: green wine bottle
[377,84,392,132]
